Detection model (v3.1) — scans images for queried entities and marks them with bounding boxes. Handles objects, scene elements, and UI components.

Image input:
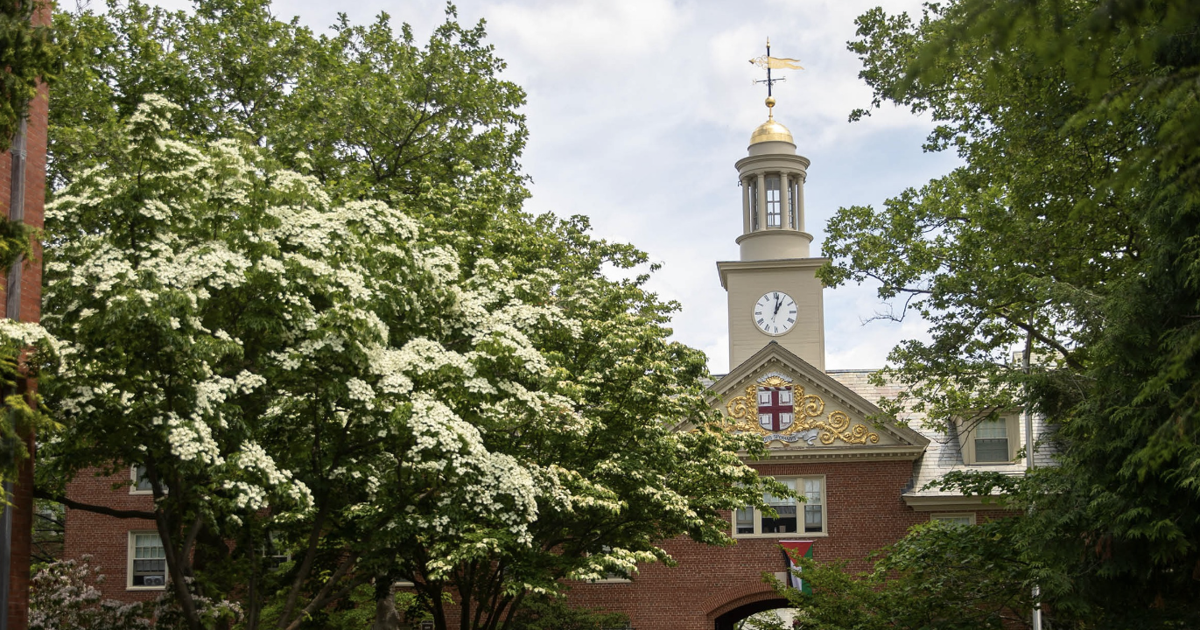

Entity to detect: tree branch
[34,488,156,520]
[281,552,363,630]
[996,311,1084,371]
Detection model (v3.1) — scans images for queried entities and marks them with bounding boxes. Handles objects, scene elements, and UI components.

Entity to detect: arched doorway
[711,596,791,630]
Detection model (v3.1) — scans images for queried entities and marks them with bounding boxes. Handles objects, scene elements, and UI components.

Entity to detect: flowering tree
[39,96,778,630]
[29,556,153,630]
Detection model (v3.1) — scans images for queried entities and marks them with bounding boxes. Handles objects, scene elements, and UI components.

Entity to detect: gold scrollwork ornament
[724,379,879,446]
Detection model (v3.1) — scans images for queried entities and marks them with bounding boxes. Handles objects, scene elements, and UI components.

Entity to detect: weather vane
[749,37,802,109]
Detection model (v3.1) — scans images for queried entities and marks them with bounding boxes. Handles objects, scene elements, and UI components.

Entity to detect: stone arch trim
[707,589,790,623]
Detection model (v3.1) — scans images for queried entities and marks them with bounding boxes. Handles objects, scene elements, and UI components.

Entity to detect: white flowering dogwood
[42,96,780,630]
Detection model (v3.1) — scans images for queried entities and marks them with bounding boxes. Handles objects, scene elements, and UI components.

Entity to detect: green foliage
[780,520,1031,630]
[50,0,527,211]
[819,0,1200,626]
[504,596,628,630]
[45,5,788,630]
[0,0,58,148]
[0,318,56,487]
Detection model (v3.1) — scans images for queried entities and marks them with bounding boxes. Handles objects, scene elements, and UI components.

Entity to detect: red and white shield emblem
[757,386,794,432]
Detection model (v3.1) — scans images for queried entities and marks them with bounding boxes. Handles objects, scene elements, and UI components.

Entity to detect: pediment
[708,342,928,460]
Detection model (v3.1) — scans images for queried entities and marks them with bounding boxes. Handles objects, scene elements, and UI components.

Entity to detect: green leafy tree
[778,520,1031,630]
[40,94,781,630]
[46,5,789,629]
[0,0,57,145]
[503,596,628,630]
[50,0,527,211]
[811,0,1200,626]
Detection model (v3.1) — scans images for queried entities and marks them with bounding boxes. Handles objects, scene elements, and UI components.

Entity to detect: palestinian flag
[780,540,814,595]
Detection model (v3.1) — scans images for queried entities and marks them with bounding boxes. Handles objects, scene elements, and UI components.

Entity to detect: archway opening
[712,598,791,630]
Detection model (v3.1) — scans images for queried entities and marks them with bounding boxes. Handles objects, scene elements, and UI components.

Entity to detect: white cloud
[136,0,956,374]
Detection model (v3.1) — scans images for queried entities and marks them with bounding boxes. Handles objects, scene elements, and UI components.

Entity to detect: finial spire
[750,39,803,116]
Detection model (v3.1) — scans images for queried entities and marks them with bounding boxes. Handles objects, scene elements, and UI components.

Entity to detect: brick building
[0,4,51,627]
[59,98,1050,628]
[563,100,1050,629]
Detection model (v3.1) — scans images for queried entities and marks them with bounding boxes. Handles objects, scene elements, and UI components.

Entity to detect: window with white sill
[734,476,825,537]
[128,531,167,589]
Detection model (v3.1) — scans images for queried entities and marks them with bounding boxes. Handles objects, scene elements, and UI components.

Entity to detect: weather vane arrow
[750,55,804,70]
[749,38,802,98]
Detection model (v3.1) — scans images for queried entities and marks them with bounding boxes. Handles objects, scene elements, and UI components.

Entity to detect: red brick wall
[567,459,1008,630]
[64,461,1009,626]
[62,468,161,603]
[0,2,50,625]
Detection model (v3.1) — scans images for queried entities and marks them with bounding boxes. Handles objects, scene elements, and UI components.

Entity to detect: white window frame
[931,512,976,526]
[581,545,633,584]
[959,414,1021,465]
[765,175,782,227]
[130,465,153,495]
[127,531,168,590]
[264,531,292,570]
[733,475,827,538]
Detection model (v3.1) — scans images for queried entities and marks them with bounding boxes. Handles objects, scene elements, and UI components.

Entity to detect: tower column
[742,178,751,233]
[755,172,766,233]
[782,173,792,229]
[797,173,806,232]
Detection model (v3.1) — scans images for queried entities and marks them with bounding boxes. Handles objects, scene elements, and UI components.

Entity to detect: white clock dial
[753,291,798,336]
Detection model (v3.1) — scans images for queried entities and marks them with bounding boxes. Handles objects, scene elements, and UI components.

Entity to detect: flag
[780,540,814,595]
[750,55,804,70]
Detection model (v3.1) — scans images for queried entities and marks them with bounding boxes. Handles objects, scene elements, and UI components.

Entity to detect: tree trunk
[371,577,400,630]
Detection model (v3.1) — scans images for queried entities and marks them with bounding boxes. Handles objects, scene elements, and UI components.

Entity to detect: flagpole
[1023,333,1042,630]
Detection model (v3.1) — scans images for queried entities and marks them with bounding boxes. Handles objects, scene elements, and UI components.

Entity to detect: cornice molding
[741,445,927,463]
[902,494,1012,512]
[716,257,828,289]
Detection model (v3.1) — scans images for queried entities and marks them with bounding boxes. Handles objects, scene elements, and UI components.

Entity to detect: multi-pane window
[735,507,754,535]
[762,479,796,533]
[265,532,291,570]
[734,476,825,536]
[803,478,823,533]
[130,532,167,588]
[131,465,153,494]
[749,178,760,230]
[789,178,800,229]
[974,418,1010,462]
[931,514,975,526]
[765,176,782,227]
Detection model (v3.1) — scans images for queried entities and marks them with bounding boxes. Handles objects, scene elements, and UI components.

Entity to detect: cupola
[734,96,813,261]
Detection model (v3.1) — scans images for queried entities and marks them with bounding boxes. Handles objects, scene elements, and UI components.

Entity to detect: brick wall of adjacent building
[0,2,50,625]
[62,468,161,603]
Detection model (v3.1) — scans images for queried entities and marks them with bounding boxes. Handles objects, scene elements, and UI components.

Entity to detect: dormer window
[974,417,1010,462]
[765,176,781,227]
[958,414,1021,464]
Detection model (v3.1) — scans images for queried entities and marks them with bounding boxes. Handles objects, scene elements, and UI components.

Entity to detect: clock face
[753,292,798,336]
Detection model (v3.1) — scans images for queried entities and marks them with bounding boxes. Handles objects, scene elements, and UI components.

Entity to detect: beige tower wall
[719,259,827,370]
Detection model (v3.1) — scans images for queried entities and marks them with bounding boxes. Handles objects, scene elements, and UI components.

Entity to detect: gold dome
[749,117,794,145]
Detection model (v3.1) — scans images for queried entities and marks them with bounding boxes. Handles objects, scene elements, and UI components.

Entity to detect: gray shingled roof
[825,370,1057,497]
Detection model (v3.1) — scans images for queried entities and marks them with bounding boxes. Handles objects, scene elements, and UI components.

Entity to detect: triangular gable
[709,342,928,460]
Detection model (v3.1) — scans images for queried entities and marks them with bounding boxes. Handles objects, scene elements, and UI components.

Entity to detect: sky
[143,0,962,374]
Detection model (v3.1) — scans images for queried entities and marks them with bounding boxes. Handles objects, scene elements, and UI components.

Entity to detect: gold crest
[725,375,879,445]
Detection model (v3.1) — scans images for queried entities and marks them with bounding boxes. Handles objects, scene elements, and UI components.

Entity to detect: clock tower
[718,96,827,370]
